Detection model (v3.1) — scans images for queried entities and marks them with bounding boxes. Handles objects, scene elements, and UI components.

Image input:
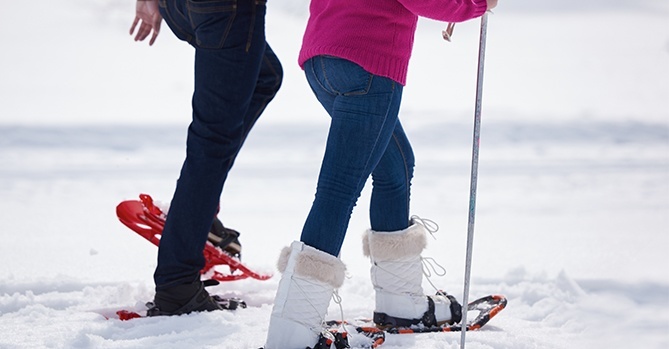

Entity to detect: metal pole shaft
[460,12,489,349]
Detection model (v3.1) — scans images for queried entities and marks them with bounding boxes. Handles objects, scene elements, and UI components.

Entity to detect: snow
[1,1,668,348]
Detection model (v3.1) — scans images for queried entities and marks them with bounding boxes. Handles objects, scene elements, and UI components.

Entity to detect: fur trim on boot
[362,223,427,261]
[277,244,346,288]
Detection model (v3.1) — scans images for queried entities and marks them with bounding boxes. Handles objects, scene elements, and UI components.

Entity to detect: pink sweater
[298,0,488,85]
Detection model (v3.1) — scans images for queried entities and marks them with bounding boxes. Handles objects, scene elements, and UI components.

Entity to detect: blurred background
[0,0,667,282]
[0,0,667,126]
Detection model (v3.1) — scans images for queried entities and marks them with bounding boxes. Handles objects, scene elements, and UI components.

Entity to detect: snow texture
[0,1,668,348]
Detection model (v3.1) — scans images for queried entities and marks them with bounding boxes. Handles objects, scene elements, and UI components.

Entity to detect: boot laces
[411,215,450,294]
[292,279,331,334]
[374,217,450,297]
[332,289,348,335]
[421,257,448,294]
[411,215,439,240]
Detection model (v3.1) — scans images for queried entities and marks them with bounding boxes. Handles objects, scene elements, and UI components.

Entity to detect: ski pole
[460,11,489,349]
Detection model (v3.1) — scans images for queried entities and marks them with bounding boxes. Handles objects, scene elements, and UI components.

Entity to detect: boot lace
[422,257,448,293]
[292,279,331,334]
[411,215,450,294]
[332,289,347,335]
[411,215,439,240]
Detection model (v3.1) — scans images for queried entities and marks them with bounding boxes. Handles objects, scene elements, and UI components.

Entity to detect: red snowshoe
[116,193,272,282]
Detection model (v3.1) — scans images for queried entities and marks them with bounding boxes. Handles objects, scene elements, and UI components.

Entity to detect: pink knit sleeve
[397,0,488,22]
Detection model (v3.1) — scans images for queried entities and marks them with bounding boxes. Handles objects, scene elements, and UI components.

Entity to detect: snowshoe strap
[208,218,242,256]
[372,296,436,328]
[321,320,385,348]
[311,330,350,349]
[431,290,463,325]
[373,292,462,329]
[214,228,240,250]
[443,292,463,324]
[211,295,247,310]
[421,296,438,327]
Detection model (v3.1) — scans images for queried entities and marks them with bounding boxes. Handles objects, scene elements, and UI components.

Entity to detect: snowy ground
[1,120,667,349]
[1,1,668,348]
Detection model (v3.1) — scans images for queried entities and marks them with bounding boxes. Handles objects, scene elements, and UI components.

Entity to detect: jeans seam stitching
[391,132,411,219]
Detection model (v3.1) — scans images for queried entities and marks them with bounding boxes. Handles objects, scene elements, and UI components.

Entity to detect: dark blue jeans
[154,0,282,290]
[301,56,414,257]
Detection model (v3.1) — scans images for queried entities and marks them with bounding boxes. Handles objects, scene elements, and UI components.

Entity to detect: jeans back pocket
[315,56,373,96]
[186,0,237,49]
[159,0,195,43]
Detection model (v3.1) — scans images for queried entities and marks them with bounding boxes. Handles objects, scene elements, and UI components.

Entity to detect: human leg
[299,56,456,330]
[361,111,457,328]
[265,56,402,348]
[154,0,267,296]
[369,121,415,232]
[299,55,404,257]
[233,43,283,164]
[207,43,282,256]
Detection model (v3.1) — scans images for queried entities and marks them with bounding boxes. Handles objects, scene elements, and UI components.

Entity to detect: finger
[447,23,455,37]
[129,17,140,35]
[154,19,162,35]
[149,31,158,46]
[140,24,153,42]
[133,24,142,41]
[135,23,149,42]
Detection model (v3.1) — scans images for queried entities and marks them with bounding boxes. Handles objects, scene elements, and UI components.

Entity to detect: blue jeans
[301,56,415,257]
[154,0,282,290]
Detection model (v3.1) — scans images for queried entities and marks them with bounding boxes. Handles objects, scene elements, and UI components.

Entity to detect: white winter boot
[363,220,462,328]
[264,241,346,349]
